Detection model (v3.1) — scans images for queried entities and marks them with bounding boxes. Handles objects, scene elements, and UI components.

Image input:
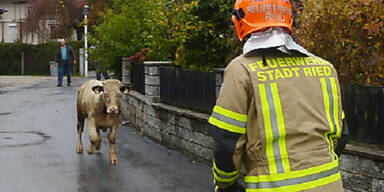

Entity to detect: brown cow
[76,79,130,165]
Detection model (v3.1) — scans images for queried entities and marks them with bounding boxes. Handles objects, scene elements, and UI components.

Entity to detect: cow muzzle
[106,107,120,114]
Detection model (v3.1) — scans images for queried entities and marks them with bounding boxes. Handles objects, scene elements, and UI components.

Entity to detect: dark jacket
[55,45,76,64]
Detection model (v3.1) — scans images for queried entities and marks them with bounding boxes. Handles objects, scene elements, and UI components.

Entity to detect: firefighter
[209,0,349,191]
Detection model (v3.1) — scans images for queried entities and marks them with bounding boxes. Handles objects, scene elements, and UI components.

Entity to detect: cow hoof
[76,145,83,153]
[87,149,94,155]
[95,143,101,151]
[110,156,118,165]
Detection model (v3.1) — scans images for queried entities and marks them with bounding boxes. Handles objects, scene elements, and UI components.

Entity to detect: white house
[0,0,78,44]
[0,0,32,43]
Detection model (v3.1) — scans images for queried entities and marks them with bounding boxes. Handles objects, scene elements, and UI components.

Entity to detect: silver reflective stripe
[211,112,247,128]
[213,168,239,180]
[265,84,284,174]
[246,166,340,189]
[325,78,338,160]
[326,78,338,135]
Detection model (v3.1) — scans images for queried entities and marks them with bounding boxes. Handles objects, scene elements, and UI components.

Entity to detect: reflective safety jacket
[209,49,344,192]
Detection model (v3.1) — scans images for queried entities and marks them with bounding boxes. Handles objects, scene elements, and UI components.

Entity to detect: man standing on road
[55,39,76,87]
[209,0,349,191]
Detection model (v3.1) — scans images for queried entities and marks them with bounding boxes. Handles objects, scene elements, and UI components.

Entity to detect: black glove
[216,182,245,192]
[335,119,349,157]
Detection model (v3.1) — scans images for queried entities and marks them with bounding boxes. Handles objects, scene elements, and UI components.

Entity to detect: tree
[295,0,384,85]
[173,0,240,70]
[24,0,84,40]
[90,0,174,78]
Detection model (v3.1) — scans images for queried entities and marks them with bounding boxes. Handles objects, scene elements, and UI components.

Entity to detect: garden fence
[160,67,216,113]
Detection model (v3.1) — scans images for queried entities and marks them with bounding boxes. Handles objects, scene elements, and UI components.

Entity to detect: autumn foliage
[129,49,149,63]
[295,0,384,85]
[89,0,384,85]
[24,0,84,40]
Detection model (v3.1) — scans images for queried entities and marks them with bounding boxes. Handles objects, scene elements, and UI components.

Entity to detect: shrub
[169,0,241,71]
[0,41,82,75]
[0,43,22,75]
[295,0,384,85]
[91,0,384,82]
[90,0,174,79]
[90,0,240,73]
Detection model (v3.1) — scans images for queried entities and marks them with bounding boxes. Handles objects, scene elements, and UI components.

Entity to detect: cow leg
[95,128,101,151]
[76,112,85,153]
[108,125,118,165]
[87,119,100,155]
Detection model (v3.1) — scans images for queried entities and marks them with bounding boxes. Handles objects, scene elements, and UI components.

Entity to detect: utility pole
[21,51,24,75]
[0,9,8,43]
[83,5,89,77]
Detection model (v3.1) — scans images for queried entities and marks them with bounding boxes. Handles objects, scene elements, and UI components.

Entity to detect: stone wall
[340,145,384,192]
[123,61,214,162]
[121,58,131,85]
[126,91,213,162]
[122,60,384,191]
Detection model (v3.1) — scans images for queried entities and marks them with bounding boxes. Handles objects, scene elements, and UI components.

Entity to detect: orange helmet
[232,0,293,41]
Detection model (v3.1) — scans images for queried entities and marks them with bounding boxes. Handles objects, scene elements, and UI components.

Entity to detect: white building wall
[0,1,77,44]
[0,1,30,43]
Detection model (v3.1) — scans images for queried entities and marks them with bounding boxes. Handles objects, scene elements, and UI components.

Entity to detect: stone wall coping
[143,61,174,66]
[127,90,150,103]
[127,90,210,122]
[214,68,224,73]
[152,102,210,122]
[344,144,384,162]
[121,59,174,65]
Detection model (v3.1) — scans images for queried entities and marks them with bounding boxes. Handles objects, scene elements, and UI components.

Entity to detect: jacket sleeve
[335,112,349,157]
[69,46,76,61]
[54,48,59,63]
[209,60,250,189]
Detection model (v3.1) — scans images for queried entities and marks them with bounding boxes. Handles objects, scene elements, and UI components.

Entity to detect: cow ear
[120,84,131,94]
[92,85,104,94]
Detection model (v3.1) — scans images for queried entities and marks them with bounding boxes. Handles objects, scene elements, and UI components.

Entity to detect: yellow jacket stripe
[212,161,241,182]
[244,160,341,192]
[320,78,339,160]
[209,106,247,134]
[213,105,248,122]
[259,83,290,174]
[330,78,342,138]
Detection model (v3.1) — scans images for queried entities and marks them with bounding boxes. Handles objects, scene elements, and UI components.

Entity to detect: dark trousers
[58,60,72,85]
[94,60,108,80]
[96,72,109,81]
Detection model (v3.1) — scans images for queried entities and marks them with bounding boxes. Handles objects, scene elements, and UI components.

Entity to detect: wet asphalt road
[0,78,213,192]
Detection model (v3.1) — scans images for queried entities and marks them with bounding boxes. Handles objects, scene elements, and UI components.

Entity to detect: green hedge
[0,44,22,75]
[0,41,83,75]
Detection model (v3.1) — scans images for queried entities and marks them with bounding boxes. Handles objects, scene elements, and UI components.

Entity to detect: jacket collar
[243,27,314,57]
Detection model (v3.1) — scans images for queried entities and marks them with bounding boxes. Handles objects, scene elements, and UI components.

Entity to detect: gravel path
[0,71,97,89]
[0,76,57,88]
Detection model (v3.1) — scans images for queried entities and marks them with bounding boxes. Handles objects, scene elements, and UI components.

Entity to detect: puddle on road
[0,112,11,116]
[21,84,42,89]
[0,131,50,148]
[0,89,8,94]
[51,92,64,95]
